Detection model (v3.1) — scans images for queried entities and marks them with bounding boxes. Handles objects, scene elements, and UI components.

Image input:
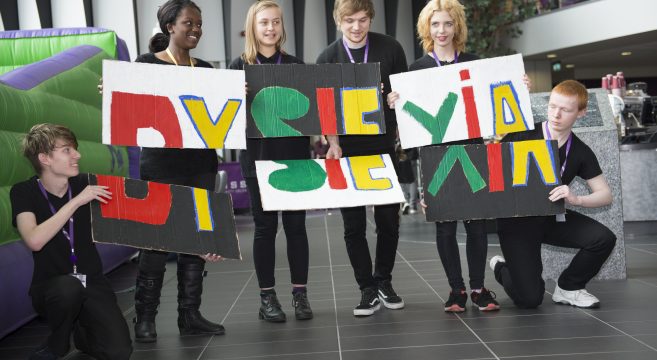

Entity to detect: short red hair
[552,80,588,111]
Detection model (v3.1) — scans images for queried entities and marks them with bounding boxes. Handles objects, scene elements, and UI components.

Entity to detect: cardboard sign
[420,140,563,221]
[390,54,535,148]
[89,174,241,259]
[102,60,246,149]
[245,63,384,137]
[254,154,404,210]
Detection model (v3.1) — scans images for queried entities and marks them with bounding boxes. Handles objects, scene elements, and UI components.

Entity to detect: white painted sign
[102,60,246,149]
[390,54,534,149]
[255,154,405,211]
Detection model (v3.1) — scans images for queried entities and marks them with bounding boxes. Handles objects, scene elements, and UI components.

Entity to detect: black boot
[177,261,225,335]
[134,271,163,343]
[292,289,313,320]
[259,289,286,322]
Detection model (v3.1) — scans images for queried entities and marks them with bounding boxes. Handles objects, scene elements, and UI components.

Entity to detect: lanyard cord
[165,48,194,67]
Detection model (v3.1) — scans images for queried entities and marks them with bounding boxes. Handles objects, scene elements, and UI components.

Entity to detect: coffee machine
[622,82,655,126]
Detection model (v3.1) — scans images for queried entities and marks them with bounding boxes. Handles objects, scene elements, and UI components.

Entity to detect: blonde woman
[229,0,312,323]
[389,0,500,313]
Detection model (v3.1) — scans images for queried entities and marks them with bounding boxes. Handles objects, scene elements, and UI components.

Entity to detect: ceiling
[523,30,657,76]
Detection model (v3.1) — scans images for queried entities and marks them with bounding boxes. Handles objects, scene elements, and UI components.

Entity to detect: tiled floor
[2,212,656,359]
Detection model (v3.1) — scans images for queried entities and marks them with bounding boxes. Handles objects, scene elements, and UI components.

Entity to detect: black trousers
[341,203,400,290]
[138,249,205,272]
[339,146,401,290]
[246,177,309,289]
[435,219,488,291]
[495,210,616,308]
[31,275,132,359]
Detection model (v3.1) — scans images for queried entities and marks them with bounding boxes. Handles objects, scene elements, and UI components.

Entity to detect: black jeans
[341,203,400,290]
[31,275,132,359]
[246,177,309,288]
[435,219,488,291]
[495,210,616,308]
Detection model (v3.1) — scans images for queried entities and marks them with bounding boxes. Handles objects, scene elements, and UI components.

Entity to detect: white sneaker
[552,285,600,308]
[489,255,505,271]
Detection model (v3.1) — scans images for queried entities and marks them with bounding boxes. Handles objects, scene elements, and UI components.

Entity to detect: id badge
[71,272,87,288]
[556,213,566,222]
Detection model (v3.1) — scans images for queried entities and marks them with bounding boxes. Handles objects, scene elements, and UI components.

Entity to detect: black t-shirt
[410,52,483,146]
[134,53,219,181]
[316,32,408,156]
[229,52,310,178]
[10,175,103,294]
[502,126,602,185]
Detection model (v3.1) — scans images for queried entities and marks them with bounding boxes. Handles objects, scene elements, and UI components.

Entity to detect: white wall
[370,0,385,34]
[92,0,138,59]
[192,0,225,65]
[51,0,86,28]
[509,0,657,56]
[135,0,162,55]
[395,0,416,65]
[303,0,327,63]
[17,0,41,30]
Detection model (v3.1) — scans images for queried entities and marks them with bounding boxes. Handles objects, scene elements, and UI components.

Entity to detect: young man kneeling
[491,80,616,309]
[11,124,132,359]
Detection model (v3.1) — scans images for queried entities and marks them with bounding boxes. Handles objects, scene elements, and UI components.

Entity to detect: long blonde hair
[242,0,287,65]
[417,0,468,54]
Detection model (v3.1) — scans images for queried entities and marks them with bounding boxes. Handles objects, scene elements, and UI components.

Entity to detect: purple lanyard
[544,122,573,177]
[342,36,369,63]
[256,52,282,64]
[431,50,458,67]
[37,180,77,271]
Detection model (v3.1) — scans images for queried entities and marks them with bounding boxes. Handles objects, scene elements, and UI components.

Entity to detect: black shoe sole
[134,336,157,343]
[258,311,286,323]
[179,328,226,336]
[295,313,314,320]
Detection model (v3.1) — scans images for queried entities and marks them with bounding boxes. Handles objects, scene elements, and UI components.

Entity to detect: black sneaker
[259,290,286,322]
[444,289,467,312]
[377,280,405,309]
[292,290,314,320]
[354,287,381,316]
[471,288,500,311]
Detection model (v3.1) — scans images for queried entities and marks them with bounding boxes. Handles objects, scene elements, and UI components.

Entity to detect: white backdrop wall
[92,0,138,59]
[17,0,41,30]
[51,0,86,28]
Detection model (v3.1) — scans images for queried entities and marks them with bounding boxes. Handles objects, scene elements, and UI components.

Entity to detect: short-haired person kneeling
[11,124,132,359]
[491,80,616,309]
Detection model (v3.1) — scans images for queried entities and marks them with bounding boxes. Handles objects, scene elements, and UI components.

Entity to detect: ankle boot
[292,289,313,320]
[134,271,163,343]
[177,261,225,335]
[259,290,286,322]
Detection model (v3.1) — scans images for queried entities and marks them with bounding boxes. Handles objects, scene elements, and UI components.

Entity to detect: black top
[229,51,310,178]
[316,32,408,156]
[410,52,483,146]
[11,175,104,294]
[502,126,602,185]
[409,52,480,71]
[135,53,219,181]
